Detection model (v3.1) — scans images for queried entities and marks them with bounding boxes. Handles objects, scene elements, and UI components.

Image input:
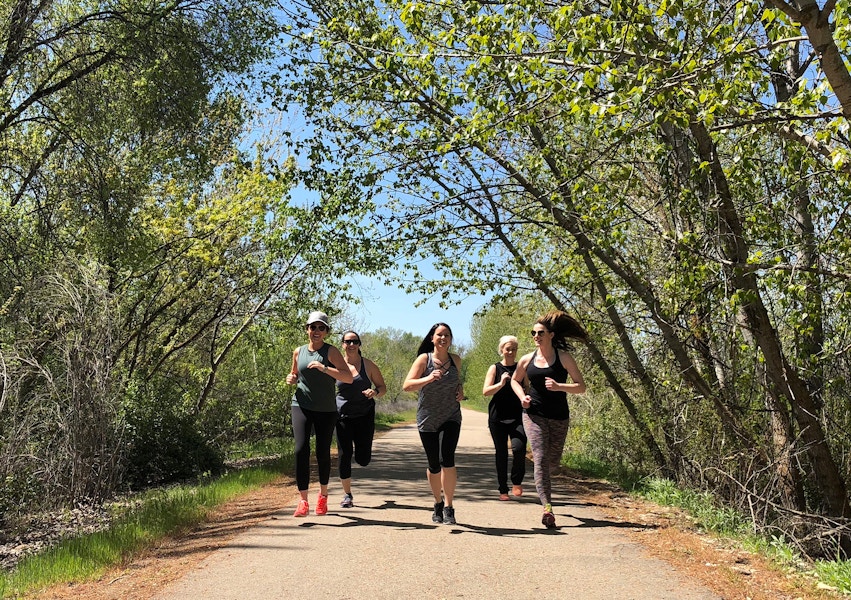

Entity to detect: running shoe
[443,505,456,525]
[542,503,556,528]
[293,499,309,517]
[340,493,354,508]
[499,493,510,501]
[512,485,523,497]
[316,494,329,515]
[432,501,445,523]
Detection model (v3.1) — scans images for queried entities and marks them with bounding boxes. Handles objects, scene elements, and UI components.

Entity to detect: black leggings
[488,419,527,494]
[418,420,462,473]
[291,405,338,491]
[336,408,376,480]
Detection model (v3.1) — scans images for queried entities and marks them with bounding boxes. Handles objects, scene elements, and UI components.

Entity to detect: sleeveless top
[292,344,337,412]
[488,362,521,423]
[526,349,570,421]
[416,353,462,432]
[336,358,375,418]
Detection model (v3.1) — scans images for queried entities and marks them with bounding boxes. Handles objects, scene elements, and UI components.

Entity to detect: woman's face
[306,322,329,343]
[531,325,552,348]
[501,343,518,361]
[432,325,452,350]
[342,334,361,354]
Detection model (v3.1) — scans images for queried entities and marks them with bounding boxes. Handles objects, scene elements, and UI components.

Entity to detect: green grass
[0,414,421,599]
[376,409,414,429]
[0,457,291,599]
[813,559,851,594]
[635,477,749,537]
[565,454,851,594]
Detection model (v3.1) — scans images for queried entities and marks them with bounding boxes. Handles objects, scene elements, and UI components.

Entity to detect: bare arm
[325,346,354,384]
[285,348,300,385]
[510,353,533,408]
[364,358,387,399]
[451,353,465,402]
[559,351,586,394]
[482,364,507,396]
[403,353,437,392]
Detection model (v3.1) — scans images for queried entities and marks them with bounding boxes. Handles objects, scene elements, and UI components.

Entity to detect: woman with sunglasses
[510,310,587,528]
[335,330,387,508]
[286,311,353,518]
[482,335,526,501]
[403,323,465,525]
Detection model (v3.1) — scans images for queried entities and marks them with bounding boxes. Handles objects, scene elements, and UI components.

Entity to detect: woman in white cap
[286,311,353,517]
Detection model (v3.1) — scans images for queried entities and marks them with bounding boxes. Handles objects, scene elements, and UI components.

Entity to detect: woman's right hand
[520,395,531,408]
[286,372,297,385]
[430,369,443,382]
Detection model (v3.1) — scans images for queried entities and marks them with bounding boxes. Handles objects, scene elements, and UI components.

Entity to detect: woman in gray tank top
[403,323,465,525]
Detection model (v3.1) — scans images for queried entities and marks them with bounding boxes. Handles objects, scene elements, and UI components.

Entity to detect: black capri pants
[418,420,462,473]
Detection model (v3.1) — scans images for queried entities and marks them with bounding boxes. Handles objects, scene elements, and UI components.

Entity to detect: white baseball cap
[305,311,330,327]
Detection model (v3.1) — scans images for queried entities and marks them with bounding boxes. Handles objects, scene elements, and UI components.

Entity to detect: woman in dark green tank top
[285,311,353,518]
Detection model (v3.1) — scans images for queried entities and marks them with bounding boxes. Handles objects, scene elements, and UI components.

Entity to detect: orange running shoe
[316,494,329,515]
[293,499,309,517]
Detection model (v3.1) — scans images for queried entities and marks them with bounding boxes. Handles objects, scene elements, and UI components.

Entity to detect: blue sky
[344,275,488,348]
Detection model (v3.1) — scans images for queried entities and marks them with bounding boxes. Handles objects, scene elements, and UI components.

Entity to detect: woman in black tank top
[335,330,387,508]
[482,335,526,500]
[510,310,587,529]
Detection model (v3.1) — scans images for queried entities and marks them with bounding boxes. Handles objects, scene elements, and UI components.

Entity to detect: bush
[122,381,223,488]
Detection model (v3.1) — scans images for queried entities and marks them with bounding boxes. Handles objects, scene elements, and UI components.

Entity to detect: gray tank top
[416,353,462,432]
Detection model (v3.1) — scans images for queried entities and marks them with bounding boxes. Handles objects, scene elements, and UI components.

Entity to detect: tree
[277,0,851,556]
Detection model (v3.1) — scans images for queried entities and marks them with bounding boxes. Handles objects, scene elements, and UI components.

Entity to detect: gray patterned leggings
[522,412,569,506]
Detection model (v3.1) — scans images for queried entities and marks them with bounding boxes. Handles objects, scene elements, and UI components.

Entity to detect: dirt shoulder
[28,468,843,600]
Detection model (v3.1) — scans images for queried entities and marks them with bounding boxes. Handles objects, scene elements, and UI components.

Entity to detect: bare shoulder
[518,351,535,365]
[558,349,577,365]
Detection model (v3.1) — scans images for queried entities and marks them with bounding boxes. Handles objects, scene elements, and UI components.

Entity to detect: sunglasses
[531,330,549,337]
[342,339,361,345]
[308,324,328,331]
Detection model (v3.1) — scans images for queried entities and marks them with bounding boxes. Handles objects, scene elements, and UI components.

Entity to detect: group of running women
[286,309,587,528]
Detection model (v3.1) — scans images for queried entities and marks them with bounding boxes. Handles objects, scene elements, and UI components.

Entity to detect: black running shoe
[432,501,445,523]
[443,505,456,525]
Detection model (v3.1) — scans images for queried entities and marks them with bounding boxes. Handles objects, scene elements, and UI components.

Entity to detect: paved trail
[154,408,719,600]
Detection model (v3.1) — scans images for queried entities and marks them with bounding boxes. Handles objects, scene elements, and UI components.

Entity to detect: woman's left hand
[544,377,560,391]
[456,385,465,402]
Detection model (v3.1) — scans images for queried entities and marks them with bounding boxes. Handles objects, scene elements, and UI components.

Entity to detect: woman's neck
[536,345,555,361]
[308,341,325,352]
[432,349,450,362]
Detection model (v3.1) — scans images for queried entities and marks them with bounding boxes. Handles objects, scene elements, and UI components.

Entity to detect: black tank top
[488,363,521,423]
[526,350,570,420]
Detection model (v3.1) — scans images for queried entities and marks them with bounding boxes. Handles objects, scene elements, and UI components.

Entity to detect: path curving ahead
[153,408,719,600]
